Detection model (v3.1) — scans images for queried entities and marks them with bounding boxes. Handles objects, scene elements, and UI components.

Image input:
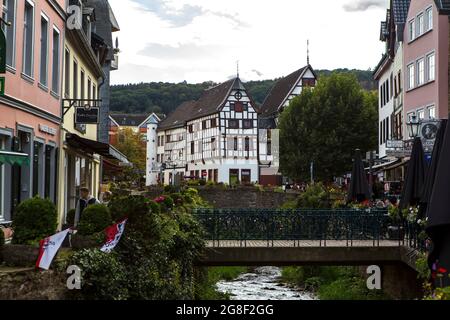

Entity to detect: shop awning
[365,158,400,172]
[66,133,129,164]
[0,150,29,166]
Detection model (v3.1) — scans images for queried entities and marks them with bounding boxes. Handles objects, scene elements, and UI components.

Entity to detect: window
[166,135,171,143]
[211,118,217,128]
[243,119,253,129]
[398,70,402,92]
[80,70,85,99]
[303,78,316,87]
[427,53,435,81]
[417,59,425,85]
[418,109,425,120]
[23,1,34,77]
[64,48,70,96]
[92,84,97,100]
[3,0,16,67]
[202,120,207,130]
[39,15,48,86]
[87,78,91,99]
[407,64,415,89]
[211,138,216,151]
[234,102,244,112]
[229,120,239,129]
[428,106,436,119]
[233,137,238,151]
[73,60,78,98]
[51,28,60,94]
[408,20,414,41]
[416,13,424,37]
[426,7,433,31]
[245,137,250,152]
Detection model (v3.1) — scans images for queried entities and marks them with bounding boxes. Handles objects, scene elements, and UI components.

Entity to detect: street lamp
[407,115,421,139]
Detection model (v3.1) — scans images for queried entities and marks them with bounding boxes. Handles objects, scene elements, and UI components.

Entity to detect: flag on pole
[36,229,71,270]
[101,219,127,253]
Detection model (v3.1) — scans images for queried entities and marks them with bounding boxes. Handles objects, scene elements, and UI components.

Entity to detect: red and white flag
[36,229,71,270]
[101,219,127,253]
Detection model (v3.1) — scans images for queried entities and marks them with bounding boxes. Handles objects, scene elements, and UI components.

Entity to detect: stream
[216,267,317,300]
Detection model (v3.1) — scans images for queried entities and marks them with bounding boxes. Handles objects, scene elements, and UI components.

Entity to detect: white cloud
[109,0,386,84]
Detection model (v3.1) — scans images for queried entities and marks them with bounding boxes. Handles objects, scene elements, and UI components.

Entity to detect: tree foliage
[278,73,378,182]
[113,128,146,182]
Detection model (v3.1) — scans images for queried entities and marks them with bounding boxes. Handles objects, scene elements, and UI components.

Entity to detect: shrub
[148,200,161,214]
[77,204,112,236]
[171,193,184,206]
[199,179,207,186]
[163,196,174,209]
[12,197,57,245]
[69,249,129,300]
[164,185,176,194]
[297,183,330,209]
[108,195,150,223]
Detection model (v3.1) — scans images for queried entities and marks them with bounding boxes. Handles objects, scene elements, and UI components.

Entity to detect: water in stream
[216,267,317,300]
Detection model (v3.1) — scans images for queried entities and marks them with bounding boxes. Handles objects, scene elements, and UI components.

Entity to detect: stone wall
[195,187,298,209]
[0,268,67,300]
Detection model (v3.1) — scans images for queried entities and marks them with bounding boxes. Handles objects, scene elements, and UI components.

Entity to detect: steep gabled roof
[259,66,315,118]
[158,101,197,131]
[110,114,150,127]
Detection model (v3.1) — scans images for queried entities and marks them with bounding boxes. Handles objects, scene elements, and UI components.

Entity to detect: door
[241,169,251,184]
[229,169,239,185]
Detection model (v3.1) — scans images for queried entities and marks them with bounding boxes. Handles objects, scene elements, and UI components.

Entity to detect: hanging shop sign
[75,107,99,124]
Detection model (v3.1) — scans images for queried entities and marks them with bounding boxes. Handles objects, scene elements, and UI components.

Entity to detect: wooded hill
[111,69,376,116]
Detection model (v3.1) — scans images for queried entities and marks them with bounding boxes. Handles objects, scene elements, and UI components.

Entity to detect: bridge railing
[193,208,425,249]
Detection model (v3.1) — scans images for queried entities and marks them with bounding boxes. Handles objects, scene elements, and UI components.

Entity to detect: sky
[108,0,388,85]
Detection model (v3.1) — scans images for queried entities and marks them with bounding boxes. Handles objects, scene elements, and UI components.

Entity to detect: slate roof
[158,77,256,131]
[110,114,150,127]
[435,0,450,13]
[259,66,310,118]
[158,101,197,130]
[392,0,410,25]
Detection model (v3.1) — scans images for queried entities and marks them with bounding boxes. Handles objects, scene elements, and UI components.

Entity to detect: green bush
[77,205,112,236]
[164,185,176,194]
[171,193,184,206]
[69,249,129,300]
[163,196,174,209]
[297,183,330,209]
[199,179,207,186]
[108,195,150,223]
[12,197,57,245]
[148,200,161,214]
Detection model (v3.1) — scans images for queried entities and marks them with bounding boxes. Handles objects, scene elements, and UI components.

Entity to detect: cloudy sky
[108,0,388,85]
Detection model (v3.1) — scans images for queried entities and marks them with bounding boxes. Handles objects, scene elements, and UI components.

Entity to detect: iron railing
[193,208,425,249]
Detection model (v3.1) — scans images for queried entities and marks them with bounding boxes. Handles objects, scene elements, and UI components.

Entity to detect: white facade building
[152,77,259,185]
[145,114,161,186]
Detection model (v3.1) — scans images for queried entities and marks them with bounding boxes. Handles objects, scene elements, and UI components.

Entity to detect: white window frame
[408,19,415,42]
[417,58,425,86]
[39,12,49,87]
[426,52,435,82]
[407,63,415,90]
[22,0,35,78]
[417,108,425,121]
[51,25,61,95]
[427,105,436,119]
[416,13,424,37]
[425,6,433,31]
[3,0,17,68]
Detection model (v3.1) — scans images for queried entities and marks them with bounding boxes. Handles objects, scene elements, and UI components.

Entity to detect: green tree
[279,73,378,182]
[113,128,147,182]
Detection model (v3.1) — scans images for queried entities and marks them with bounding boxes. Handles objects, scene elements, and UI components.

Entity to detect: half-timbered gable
[258,65,317,185]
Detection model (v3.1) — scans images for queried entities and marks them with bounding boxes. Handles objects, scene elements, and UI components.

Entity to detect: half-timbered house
[154,77,259,185]
[258,65,317,185]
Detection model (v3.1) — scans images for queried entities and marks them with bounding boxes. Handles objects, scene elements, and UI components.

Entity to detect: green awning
[0,150,30,166]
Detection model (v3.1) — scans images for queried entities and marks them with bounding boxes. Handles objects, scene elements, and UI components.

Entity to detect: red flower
[438,268,448,274]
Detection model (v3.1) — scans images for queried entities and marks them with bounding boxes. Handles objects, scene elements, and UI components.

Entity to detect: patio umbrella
[419,120,448,218]
[426,119,450,287]
[399,137,427,210]
[347,149,370,203]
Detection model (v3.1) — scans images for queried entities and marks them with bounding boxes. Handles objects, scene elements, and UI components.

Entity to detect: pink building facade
[0,0,65,222]
[403,0,449,126]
